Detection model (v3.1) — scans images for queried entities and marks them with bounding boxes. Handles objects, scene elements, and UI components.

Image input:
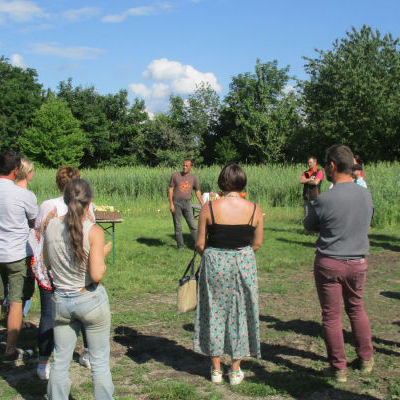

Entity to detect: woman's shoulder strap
[249,202,257,225]
[208,200,215,225]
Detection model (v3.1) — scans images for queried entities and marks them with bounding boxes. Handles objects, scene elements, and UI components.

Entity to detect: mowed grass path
[0,209,399,400]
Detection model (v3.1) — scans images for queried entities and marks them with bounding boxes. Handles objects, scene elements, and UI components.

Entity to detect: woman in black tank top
[193,164,263,386]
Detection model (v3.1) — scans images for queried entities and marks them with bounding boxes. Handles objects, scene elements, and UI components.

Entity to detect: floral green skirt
[193,246,261,359]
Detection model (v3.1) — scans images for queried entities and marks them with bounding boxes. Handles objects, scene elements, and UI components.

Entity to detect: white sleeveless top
[45,218,95,293]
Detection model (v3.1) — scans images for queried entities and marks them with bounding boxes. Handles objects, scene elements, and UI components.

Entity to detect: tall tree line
[1,25,400,167]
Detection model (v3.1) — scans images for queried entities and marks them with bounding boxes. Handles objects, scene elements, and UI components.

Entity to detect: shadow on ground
[168,234,195,250]
[137,237,165,247]
[114,325,379,399]
[275,238,315,248]
[380,291,400,300]
[260,315,400,357]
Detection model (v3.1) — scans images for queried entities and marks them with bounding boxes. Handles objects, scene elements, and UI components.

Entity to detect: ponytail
[63,178,93,263]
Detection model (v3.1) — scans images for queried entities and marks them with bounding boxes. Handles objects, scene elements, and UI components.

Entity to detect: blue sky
[1,0,400,113]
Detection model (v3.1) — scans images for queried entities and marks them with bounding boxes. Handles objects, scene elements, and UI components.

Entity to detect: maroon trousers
[314,254,373,370]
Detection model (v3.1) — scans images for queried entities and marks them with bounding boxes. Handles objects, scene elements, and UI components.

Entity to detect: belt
[79,282,99,293]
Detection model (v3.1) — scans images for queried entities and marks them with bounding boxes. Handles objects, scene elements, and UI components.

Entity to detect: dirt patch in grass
[1,250,399,399]
[103,250,400,400]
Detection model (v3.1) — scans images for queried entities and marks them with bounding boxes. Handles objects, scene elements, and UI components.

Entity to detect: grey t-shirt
[303,181,373,259]
[0,178,38,262]
[45,218,95,293]
[169,172,200,201]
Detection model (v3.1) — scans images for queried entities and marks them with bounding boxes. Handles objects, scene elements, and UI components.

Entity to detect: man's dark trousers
[172,199,197,248]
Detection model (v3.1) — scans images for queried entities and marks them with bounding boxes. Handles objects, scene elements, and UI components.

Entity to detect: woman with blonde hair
[33,166,94,380]
[15,158,35,189]
[194,164,263,385]
[44,178,113,399]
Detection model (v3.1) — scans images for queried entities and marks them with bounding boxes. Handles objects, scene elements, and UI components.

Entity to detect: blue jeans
[47,285,114,400]
[39,285,88,361]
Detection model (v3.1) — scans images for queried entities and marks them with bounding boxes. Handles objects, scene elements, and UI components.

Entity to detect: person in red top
[354,155,366,179]
[300,156,324,216]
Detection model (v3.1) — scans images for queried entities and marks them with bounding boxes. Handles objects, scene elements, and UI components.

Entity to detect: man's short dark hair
[325,145,354,174]
[0,151,21,176]
[218,164,247,192]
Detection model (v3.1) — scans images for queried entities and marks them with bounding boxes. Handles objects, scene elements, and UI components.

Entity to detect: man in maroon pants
[304,144,374,383]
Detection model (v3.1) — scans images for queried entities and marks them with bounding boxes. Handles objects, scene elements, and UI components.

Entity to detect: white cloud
[11,53,26,68]
[141,58,221,95]
[31,42,104,59]
[151,83,170,99]
[129,58,221,113]
[102,3,172,23]
[0,0,45,22]
[129,83,151,98]
[62,7,99,21]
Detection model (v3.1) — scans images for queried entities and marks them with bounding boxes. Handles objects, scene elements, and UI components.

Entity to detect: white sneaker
[79,350,91,370]
[37,363,50,381]
[229,368,244,385]
[211,367,223,383]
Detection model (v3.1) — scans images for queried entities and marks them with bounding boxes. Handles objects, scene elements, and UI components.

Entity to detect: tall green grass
[29,163,399,227]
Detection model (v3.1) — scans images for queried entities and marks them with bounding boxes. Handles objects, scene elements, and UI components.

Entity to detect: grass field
[0,206,399,400]
[28,162,400,226]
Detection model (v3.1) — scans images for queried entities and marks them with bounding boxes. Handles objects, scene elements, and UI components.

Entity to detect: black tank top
[207,201,257,249]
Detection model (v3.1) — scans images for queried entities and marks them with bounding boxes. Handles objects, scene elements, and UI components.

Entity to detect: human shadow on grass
[0,364,47,400]
[167,234,195,250]
[263,227,305,235]
[114,326,209,376]
[136,237,165,247]
[380,291,400,300]
[260,315,400,356]
[239,358,379,400]
[369,240,400,252]
[0,328,47,399]
[275,238,315,248]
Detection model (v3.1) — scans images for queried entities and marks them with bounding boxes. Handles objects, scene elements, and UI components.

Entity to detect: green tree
[186,83,221,165]
[19,96,85,167]
[139,113,187,166]
[220,59,300,164]
[302,25,400,161]
[57,79,111,167]
[103,93,148,166]
[0,56,43,150]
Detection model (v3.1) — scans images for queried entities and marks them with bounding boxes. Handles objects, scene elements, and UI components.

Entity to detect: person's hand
[170,204,175,213]
[104,241,112,257]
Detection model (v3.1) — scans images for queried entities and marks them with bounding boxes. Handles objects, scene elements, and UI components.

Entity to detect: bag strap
[181,251,197,279]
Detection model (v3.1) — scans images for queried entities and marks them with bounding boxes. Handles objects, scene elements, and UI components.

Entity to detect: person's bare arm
[28,219,35,229]
[299,174,309,184]
[168,186,175,213]
[252,205,264,251]
[88,225,111,282]
[195,203,209,255]
[195,189,204,205]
